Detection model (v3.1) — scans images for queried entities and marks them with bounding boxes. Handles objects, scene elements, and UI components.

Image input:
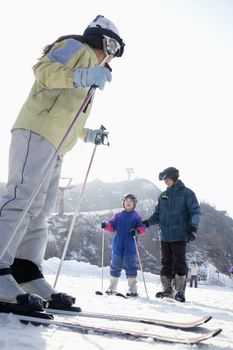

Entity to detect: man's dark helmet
[159,167,179,182]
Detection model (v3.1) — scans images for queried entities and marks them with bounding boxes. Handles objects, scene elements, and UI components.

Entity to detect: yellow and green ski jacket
[12,38,99,157]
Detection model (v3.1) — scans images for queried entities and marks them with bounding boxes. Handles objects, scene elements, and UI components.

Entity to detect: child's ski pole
[133,236,149,300]
[95,228,105,295]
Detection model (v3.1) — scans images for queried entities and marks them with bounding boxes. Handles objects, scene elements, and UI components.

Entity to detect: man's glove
[74,66,112,90]
[101,222,107,229]
[142,220,150,228]
[85,128,109,145]
[188,226,198,241]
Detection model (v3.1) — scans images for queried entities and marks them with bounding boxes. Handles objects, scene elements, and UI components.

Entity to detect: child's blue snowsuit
[104,210,145,278]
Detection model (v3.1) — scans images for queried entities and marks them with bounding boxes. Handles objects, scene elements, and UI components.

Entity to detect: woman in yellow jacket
[0,15,124,311]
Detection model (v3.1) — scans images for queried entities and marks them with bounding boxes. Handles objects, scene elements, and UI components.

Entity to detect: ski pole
[0,56,111,262]
[133,236,149,300]
[53,143,97,288]
[95,228,105,295]
[100,228,105,293]
[53,125,109,288]
[53,125,109,287]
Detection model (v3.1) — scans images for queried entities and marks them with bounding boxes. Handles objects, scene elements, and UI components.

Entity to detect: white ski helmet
[83,15,125,57]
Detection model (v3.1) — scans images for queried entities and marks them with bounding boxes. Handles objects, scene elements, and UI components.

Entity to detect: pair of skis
[49,305,212,329]
[0,303,222,344]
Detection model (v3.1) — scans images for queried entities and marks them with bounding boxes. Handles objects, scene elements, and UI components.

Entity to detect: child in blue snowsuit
[101,193,145,296]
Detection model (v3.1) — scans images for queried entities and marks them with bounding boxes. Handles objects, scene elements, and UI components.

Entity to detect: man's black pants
[160,241,188,277]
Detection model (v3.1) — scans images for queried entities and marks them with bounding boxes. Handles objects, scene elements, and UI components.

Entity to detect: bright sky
[1,0,233,217]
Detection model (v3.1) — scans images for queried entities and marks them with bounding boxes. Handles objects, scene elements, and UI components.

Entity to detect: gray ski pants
[0,130,62,268]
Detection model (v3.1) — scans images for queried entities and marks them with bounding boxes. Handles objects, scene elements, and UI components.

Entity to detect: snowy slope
[0,258,232,350]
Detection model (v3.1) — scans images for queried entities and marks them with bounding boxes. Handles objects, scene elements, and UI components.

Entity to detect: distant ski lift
[125,167,134,181]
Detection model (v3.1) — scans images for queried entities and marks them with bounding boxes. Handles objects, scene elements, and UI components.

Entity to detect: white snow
[0,258,232,350]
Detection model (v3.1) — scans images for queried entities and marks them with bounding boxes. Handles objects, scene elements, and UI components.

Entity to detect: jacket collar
[166,180,185,192]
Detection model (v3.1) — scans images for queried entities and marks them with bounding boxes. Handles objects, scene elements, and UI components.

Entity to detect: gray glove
[74,66,112,90]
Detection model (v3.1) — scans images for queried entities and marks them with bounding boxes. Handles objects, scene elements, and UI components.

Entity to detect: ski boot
[105,276,118,295]
[174,274,186,302]
[155,275,174,298]
[11,258,76,309]
[21,278,76,307]
[126,277,138,297]
[0,269,47,312]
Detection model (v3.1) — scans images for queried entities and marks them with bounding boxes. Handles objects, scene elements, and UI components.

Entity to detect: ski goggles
[103,36,121,57]
[159,172,167,180]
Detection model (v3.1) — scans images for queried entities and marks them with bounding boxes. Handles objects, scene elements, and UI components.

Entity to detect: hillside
[1,179,233,275]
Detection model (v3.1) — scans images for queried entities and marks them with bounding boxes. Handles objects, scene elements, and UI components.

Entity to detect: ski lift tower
[58,177,72,215]
[126,167,134,181]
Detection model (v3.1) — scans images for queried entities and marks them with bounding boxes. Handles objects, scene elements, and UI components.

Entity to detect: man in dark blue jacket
[143,167,201,302]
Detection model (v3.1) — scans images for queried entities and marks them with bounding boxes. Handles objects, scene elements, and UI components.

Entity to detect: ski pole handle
[101,125,110,146]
